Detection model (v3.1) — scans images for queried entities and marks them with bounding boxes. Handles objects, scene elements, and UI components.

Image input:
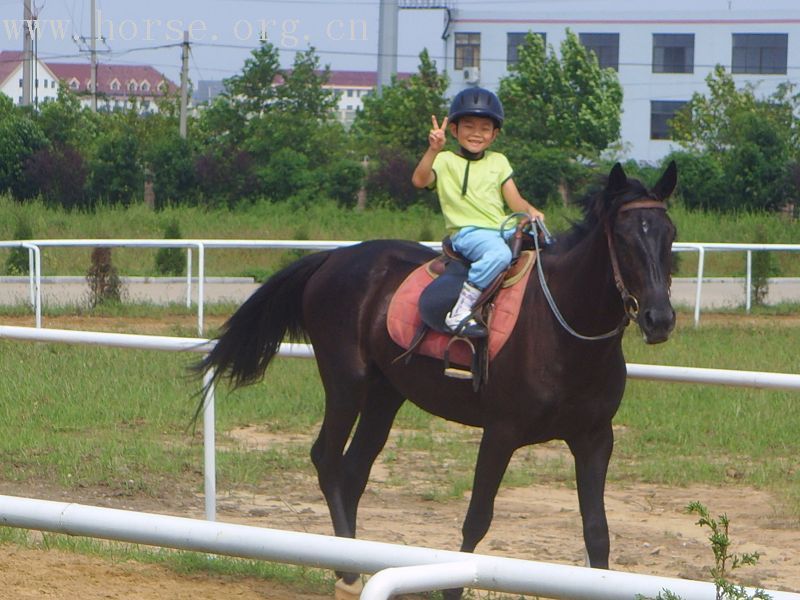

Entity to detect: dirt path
[1,313,799,598]
[2,435,799,599]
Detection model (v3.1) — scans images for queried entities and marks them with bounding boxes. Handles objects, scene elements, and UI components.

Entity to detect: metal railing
[3,494,798,600]
[1,239,799,332]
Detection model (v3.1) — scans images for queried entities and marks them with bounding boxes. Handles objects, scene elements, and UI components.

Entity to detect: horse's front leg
[566,422,614,568]
[443,425,518,600]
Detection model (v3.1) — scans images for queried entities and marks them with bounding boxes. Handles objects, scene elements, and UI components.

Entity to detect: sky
[0,0,448,84]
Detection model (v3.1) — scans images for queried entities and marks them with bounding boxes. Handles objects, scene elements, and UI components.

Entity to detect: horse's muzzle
[638,304,676,344]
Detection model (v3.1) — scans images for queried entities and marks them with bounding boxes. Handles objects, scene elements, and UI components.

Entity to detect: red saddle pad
[387,251,536,367]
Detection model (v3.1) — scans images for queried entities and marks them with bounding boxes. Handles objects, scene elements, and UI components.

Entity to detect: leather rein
[532,198,668,341]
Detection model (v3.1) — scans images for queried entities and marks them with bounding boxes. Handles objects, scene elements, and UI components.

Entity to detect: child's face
[449,115,498,154]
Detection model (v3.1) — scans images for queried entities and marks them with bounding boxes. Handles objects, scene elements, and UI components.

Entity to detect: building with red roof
[0,50,178,113]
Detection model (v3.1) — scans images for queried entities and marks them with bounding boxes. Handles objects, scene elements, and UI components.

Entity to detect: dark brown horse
[198,161,678,599]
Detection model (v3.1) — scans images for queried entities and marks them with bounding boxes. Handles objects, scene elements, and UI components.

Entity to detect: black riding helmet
[448,87,504,129]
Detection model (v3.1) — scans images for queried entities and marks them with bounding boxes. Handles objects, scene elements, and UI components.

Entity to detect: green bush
[154,220,186,276]
[750,224,781,306]
[4,219,33,275]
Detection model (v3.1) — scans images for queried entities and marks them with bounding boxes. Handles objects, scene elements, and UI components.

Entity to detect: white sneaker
[445,282,488,337]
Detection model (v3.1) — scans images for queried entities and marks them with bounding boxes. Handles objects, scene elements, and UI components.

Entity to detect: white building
[196,71,412,127]
[437,0,800,162]
[0,50,60,106]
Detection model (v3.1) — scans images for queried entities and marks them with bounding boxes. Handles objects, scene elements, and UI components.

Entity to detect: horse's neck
[547,227,625,334]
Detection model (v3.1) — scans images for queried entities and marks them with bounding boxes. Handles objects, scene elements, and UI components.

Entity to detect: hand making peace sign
[428,115,449,152]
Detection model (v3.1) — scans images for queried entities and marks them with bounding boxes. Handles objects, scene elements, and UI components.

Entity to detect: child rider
[411,87,545,337]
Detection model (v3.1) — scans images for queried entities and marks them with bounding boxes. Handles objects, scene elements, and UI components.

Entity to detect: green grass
[1,310,797,508]
[615,321,800,507]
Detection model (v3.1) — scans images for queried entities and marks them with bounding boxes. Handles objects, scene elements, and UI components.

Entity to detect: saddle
[387,240,536,390]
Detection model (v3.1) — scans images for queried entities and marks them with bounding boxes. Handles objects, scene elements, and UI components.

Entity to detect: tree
[24,143,89,208]
[223,41,281,116]
[352,49,449,159]
[275,47,338,119]
[670,66,795,211]
[497,30,623,156]
[86,112,142,206]
[35,84,98,149]
[670,65,759,154]
[0,105,48,199]
[142,131,197,207]
[351,50,448,207]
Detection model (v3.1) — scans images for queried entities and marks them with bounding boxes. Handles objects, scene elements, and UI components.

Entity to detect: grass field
[0,308,797,512]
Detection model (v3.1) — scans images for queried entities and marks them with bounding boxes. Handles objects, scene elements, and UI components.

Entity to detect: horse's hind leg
[566,422,614,569]
[311,401,359,541]
[310,374,403,594]
[341,380,404,535]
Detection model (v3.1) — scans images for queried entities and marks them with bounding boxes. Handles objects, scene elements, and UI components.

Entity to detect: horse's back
[301,240,436,352]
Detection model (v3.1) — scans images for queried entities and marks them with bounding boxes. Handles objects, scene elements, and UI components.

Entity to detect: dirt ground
[1,314,799,599]
[2,428,799,599]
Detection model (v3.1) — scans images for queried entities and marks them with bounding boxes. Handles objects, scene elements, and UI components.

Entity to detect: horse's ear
[607,162,628,192]
[652,160,678,200]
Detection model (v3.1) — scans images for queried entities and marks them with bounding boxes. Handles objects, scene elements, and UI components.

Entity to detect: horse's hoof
[334,576,364,600]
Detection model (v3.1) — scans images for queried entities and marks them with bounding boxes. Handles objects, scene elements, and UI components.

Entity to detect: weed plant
[643,502,771,600]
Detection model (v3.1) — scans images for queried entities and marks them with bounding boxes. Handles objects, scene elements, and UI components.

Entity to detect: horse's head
[603,161,678,344]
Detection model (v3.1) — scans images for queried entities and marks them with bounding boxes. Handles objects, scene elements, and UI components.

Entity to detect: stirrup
[443,336,475,380]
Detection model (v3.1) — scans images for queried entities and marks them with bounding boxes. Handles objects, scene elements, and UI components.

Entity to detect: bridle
[605,199,669,325]
[531,199,668,341]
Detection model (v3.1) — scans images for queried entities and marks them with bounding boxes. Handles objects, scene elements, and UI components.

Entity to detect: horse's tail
[196,250,330,392]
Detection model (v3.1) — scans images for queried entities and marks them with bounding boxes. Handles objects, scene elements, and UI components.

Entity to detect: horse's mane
[552,174,652,255]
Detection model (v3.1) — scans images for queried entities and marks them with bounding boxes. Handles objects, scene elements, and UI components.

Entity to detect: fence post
[186,247,193,309]
[745,250,752,313]
[202,368,216,521]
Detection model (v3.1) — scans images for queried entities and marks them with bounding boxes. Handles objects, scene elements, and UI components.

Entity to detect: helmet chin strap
[458,146,485,160]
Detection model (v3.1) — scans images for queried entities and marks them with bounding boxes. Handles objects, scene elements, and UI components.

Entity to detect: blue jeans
[450,226,513,290]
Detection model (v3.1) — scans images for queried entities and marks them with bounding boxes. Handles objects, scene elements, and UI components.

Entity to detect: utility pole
[21,0,32,106]
[179,31,189,138]
[90,0,97,111]
[376,0,398,96]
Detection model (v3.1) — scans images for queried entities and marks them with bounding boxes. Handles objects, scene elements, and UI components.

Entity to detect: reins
[531,199,668,342]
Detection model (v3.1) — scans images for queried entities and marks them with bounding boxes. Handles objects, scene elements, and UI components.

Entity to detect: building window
[580,33,620,71]
[455,32,481,70]
[128,81,137,92]
[506,32,546,68]
[653,34,694,73]
[70,79,79,90]
[650,100,687,140]
[110,80,120,91]
[141,81,150,92]
[732,33,788,74]
[19,78,22,87]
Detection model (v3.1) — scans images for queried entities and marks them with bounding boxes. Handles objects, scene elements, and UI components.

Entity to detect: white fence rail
[3,494,798,600]
[0,324,798,599]
[2,239,799,332]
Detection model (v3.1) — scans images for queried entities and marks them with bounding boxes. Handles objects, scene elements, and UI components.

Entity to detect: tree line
[0,31,797,213]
